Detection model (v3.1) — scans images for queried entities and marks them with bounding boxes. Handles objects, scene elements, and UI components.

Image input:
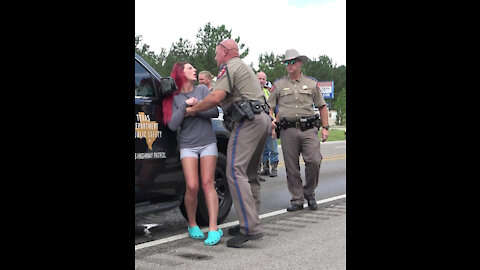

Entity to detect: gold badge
[302,85,308,90]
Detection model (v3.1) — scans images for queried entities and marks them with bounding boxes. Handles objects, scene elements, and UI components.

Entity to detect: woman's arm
[167,99,187,131]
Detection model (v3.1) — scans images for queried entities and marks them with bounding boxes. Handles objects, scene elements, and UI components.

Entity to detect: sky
[135,0,345,70]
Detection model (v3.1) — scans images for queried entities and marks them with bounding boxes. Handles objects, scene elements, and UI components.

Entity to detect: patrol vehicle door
[135,55,183,203]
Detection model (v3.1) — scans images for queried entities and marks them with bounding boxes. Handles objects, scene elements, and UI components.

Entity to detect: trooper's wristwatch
[322,126,329,130]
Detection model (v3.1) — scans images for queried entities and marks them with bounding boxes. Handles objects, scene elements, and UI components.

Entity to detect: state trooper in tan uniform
[267,49,330,212]
[186,39,271,248]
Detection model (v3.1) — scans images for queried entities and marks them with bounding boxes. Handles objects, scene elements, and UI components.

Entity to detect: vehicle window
[135,60,155,97]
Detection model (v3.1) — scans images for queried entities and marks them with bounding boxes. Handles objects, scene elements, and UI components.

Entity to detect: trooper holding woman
[186,39,271,248]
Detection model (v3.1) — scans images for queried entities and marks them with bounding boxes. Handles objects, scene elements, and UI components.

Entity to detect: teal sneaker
[187,226,205,240]
[204,228,223,246]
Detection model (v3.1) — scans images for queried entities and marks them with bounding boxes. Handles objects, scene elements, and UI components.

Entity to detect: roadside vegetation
[277,128,345,145]
[325,129,346,141]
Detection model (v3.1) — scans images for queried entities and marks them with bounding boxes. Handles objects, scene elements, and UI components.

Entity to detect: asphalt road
[135,200,346,269]
[135,140,346,269]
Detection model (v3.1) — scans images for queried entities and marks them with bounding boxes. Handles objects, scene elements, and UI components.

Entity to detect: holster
[274,122,281,138]
[224,100,266,132]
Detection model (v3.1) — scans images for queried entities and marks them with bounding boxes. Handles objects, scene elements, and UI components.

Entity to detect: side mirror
[150,77,178,104]
[159,77,177,97]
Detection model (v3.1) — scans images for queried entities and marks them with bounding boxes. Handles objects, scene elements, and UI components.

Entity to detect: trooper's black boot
[260,161,270,175]
[226,232,264,248]
[228,225,241,236]
[307,198,318,210]
[269,162,278,177]
[286,204,304,212]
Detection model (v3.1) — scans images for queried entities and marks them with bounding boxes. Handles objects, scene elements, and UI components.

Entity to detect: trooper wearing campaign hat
[267,48,330,212]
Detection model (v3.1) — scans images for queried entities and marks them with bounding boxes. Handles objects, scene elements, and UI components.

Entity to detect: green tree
[257,52,287,82]
[303,55,335,81]
[192,22,249,76]
[163,38,195,74]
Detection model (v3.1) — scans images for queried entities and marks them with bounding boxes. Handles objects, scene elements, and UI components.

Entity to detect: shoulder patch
[217,65,226,79]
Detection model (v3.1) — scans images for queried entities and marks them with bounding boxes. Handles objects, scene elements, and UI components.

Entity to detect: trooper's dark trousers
[280,127,322,205]
[226,112,270,236]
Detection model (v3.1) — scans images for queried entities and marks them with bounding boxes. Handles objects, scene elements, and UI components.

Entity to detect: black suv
[135,53,232,226]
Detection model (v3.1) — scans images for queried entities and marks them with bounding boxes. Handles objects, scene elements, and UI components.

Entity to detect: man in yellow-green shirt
[257,71,279,177]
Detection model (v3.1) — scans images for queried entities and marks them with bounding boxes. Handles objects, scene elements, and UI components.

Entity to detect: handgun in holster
[274,118,286,138]
[274,123,281,138]
[237,100,255,120]
[223,101,252,132]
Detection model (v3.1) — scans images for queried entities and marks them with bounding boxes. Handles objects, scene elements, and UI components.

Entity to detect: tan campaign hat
[283,49,310,62]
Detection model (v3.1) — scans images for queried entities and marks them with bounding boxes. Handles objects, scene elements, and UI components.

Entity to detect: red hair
[162,62,188,125]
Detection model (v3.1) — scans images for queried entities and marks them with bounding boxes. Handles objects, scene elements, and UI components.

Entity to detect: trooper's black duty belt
[278,115,321,131]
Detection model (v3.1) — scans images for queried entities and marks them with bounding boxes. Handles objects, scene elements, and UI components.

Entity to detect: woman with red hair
[163,62,223,246]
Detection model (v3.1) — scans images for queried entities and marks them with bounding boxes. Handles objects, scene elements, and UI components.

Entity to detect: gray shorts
[180,142,218,159]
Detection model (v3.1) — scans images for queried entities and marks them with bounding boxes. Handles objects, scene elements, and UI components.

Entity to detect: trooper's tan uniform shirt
[213,57,265,111]
[267,74,326,121]
[267,73,326,206]
[212,56,270,237]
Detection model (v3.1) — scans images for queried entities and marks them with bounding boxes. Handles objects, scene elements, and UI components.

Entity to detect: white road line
[135,193,346,251]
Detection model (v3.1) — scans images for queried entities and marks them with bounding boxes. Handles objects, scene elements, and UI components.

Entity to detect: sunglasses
[283,59,296,66]
[217,41,228,50]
